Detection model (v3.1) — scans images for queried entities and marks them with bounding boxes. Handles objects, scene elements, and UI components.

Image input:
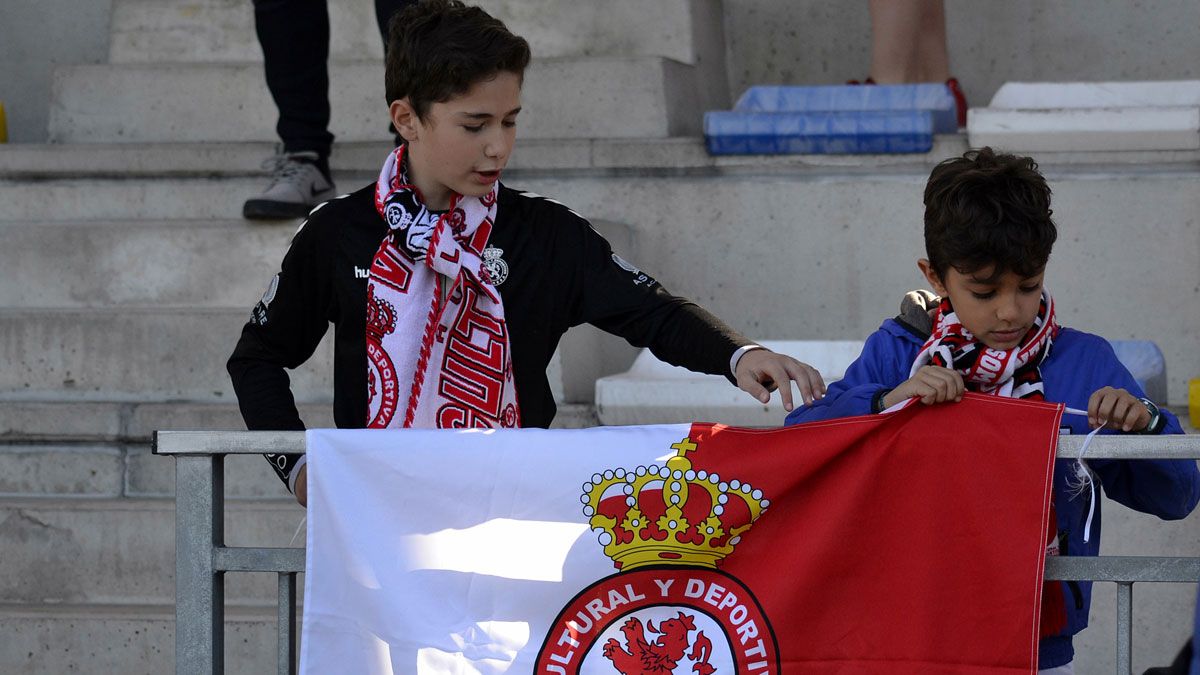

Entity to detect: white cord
[1062,407,1099,543]
[290,517,307,547]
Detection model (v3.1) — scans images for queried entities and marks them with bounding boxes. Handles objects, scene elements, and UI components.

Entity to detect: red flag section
[687,394,1062,674]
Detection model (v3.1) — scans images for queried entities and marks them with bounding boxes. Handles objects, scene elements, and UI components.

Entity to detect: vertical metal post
[175,454,225,674]
[1116,582,1133,675]
[278,572,297,675]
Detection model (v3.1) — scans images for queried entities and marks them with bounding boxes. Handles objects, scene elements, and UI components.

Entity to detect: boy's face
[391,71,522,209]
[919,260,1046,351]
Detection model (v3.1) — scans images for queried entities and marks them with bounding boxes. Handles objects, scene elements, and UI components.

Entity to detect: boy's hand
[295,465,308,507]
[882,366,965,409]
[734,349,826,412]
[1087,386,1151,431]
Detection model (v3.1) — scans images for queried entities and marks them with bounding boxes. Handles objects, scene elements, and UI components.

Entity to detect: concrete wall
[0,0,113,142]
[724,0,1200,109]
[7,1,1200,141]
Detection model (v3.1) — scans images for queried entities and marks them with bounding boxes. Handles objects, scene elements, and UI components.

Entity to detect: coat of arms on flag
[536,437,778,673]
[301,395,1062,674]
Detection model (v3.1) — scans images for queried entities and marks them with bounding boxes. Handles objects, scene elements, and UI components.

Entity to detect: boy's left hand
[735,349,826,412]
[1087,386,1151,431]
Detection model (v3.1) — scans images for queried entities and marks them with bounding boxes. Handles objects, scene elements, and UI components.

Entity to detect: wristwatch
[1135,397,1166,434]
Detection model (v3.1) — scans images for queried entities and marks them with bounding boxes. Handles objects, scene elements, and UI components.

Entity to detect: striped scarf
[365,145,520,430]
[911,291,1057,398]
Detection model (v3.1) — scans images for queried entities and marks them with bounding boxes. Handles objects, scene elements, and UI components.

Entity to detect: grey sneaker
[243,151,337,220]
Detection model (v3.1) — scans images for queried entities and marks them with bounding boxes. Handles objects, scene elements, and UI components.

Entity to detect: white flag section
[301,425,695,674]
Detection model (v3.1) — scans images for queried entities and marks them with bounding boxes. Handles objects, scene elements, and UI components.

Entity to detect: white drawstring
[1063,407,1100,543]
[290,517,307,547]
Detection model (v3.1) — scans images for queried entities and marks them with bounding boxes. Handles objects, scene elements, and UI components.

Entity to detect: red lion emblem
[602,612,715,675]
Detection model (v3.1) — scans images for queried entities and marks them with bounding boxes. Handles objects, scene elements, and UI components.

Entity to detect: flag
[301,394,1062,674]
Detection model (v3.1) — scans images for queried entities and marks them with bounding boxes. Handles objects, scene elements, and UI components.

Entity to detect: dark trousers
[252,0,416,159]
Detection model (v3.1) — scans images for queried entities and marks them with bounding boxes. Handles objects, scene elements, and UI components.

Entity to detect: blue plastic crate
[704,110,934,155]
[735,84,957,135]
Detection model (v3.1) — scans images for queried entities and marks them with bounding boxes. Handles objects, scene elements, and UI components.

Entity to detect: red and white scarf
[912,291,1057,399]
[365,146,520,430]
[911,290,1068,637]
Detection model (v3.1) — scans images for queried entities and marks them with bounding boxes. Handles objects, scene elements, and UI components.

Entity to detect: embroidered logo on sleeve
[251,274,280,325]
[612,253,657,288]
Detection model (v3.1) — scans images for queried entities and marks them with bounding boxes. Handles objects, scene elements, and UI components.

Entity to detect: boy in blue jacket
[785,148,1200,673]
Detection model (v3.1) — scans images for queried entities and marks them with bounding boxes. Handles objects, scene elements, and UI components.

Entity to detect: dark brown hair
[385,0,531,119]
[923,147,1058,281]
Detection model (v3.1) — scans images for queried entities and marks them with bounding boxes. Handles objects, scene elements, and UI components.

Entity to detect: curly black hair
[385,0,531,119]
[923,147,1058,281]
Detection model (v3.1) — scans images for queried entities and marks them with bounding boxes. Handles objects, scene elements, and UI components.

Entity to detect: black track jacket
[228,182,751,488]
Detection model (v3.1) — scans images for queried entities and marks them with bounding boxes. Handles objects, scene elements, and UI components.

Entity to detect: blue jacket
[784,319,1200,669]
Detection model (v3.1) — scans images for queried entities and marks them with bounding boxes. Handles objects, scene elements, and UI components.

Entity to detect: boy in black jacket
[229,0,824,505]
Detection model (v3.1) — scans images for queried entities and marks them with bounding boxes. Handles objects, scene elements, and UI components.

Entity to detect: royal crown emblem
[581,437,769,571]
[365,284,398,340]
[482,245,508,286]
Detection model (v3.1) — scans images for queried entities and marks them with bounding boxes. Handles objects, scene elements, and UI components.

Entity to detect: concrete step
[0,308,332,402]
[0,442,293,500]
[0,400,331,444]
[0,602,288,675]
[48,58,708,143]
[0,137,985,181]
[0,220,293,308]
[2,158,1198,405]
[109,0,722,68]
[16,136,1200,180]
[969,106,1200,153]
[0,399,596,446]
[0,216,630,310]
[0,498,302,606]
[0,176,279,222]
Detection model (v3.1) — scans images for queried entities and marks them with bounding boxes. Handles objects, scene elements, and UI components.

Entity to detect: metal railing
[153,431,1200,675]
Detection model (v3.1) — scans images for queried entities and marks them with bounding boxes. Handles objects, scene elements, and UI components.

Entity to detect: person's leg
[245,0,336,220]
[867,0,922,83]
[253,0,334,165]
[868,0,952,82]
[914,0,950,82]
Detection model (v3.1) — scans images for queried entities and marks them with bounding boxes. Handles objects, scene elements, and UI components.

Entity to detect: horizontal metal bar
[1045,555,1200,583]
[213,547,305,573]
[154,431,306,456]
[153,429,1200,458]
[207,548,1199,580]
[1055,433,1200,460]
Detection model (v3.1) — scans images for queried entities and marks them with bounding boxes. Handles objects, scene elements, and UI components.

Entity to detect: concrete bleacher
[969,80,1200,152]
[2,0,1199,673]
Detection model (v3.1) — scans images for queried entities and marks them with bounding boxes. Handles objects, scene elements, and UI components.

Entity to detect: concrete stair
[50,57,712,142]
[108,0,724,66]
[55,0,729,143]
